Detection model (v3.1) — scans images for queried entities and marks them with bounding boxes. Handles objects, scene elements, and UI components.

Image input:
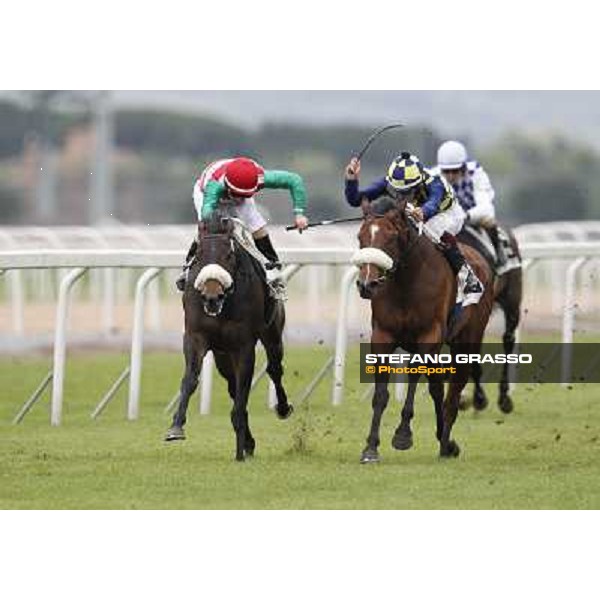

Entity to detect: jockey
[344,151,484,298]
[176,157,308,293]
[435,140,507,267]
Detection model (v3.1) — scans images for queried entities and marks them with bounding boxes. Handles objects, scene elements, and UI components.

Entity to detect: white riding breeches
[193,181,267,234]
[426,201,465,239]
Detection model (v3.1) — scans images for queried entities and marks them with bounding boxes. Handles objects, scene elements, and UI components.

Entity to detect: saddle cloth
[231,218,268,268]
[230,219,286,303]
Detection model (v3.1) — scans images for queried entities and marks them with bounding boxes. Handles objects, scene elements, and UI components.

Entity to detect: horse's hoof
[244,441,256,457]
[392,430,413,451]
[473,389,488,411]
[276,404,294,420]
[458,396,471,411]
[498,395,514,414]
[440,440,461,458]
[235,453,245,462]
[360,448,380,464]
[164,426,185,442]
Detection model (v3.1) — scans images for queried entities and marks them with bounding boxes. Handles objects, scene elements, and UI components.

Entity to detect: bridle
[196,230,237,297]
[362,208,423,283]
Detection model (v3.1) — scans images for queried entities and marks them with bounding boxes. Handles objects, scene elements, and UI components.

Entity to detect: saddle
[230,220,282,325]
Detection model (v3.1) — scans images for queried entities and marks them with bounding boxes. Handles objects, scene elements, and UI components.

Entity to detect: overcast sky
[3,91,600,150]
[109,91,600,149]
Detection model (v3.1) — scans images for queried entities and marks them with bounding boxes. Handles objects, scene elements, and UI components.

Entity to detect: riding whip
[286,123,405,231]
[355,122,405,161]
[285,216,364,231]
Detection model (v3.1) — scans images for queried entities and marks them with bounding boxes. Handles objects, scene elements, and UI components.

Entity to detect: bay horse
[457,226,523,413]
[164,211,293,461]
[354,198,494,463]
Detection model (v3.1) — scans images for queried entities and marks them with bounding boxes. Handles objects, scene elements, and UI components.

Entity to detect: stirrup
[175,271,187,292]
[266,268,287,301]
[175,257,195,292]
[268,280,287,302]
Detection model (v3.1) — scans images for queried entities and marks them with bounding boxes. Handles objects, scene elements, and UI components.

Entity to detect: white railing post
[561,257,588,386]
[127,267,161,420]
[510,258,536,392]
[199,352,214,415]
[9,270,24,335]
[50,267,88,426]
[332,266,358,405]
[102,268,115,335]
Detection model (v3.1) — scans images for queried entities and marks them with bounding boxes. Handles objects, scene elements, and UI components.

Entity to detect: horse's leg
[231,343,256,462]
[471,361,489,411]
[214,351,237,400]
[439,360,470,458]
[497,269,522,414]
[391,373,420,451]
[165,333,206,441]
[215,351,255,457]
[261,306,293,420]
[361,330,395,464]
[428,376,445,442]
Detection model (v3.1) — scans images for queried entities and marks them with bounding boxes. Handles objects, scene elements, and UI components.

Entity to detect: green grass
[1,347,599,509]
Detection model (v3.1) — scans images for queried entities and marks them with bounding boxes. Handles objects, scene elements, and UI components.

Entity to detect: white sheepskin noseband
[351,247,394,271]
[194,264,233,291]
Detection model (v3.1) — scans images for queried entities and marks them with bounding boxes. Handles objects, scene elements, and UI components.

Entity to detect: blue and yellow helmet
[386,152,425,194]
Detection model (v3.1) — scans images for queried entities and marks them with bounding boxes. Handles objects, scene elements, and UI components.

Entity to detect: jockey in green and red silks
[176,157,308,293]
[344,152,484,299]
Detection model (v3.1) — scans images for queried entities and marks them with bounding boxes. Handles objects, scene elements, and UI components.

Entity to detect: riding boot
[175,239,198,292]
[255,235,287,301]
[487,225,507,268]
[440,233,484,297]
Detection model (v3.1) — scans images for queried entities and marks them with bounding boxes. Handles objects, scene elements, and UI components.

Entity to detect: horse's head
[193,212,237,317]
[353,198,412,299]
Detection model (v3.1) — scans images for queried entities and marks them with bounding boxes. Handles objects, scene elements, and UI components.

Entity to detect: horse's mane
[370,197,398,216]
[204,208,234,235]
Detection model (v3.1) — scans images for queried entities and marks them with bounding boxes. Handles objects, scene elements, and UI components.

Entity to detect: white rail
[1,242,600,425]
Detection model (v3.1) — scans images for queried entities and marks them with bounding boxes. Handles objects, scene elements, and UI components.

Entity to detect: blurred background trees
[1,92,599,227]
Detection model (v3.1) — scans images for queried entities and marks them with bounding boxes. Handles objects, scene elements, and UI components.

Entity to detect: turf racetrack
[1,348,599,509]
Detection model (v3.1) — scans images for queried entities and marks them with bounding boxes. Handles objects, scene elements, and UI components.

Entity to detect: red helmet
[224,158,260,197]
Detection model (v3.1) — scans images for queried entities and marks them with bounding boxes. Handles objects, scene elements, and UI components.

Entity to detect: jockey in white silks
[434,140,507,267]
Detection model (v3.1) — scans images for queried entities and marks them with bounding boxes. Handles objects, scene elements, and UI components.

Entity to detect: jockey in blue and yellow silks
[345,151,484,299]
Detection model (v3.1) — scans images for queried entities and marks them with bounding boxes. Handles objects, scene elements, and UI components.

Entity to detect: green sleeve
[262,170,307,215]
[200,180,227,220]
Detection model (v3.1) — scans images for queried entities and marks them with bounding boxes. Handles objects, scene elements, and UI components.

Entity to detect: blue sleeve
[345,177,387,207]
[421,177,445,220]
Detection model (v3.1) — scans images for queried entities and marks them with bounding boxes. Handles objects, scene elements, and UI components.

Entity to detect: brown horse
[164,211,293,461]
[354,198,494,462]
[458,226,523,413]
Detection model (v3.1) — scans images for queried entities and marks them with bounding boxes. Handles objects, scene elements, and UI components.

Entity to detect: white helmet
[437,140,468,170]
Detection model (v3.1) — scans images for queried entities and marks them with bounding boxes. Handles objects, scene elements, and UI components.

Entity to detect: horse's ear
[387,205,407,229]
[396,199,408,214]
[220,216,234,234]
